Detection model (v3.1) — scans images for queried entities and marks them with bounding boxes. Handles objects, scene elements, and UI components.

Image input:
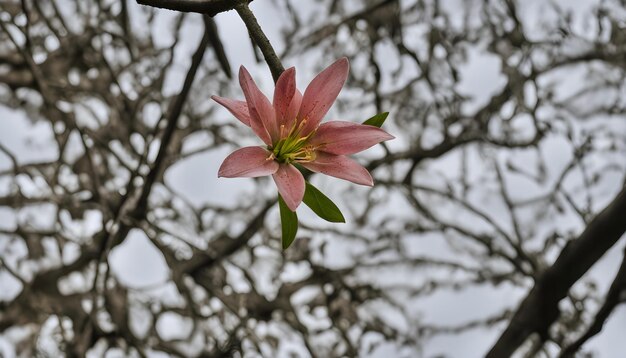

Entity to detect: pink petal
[273,67,296,128]
[272,164,305,211]
[297,58,349,135]
[283,90,302,137]
[218,146,279,178]
[239,66,277,144]
[211,96,251,127]
[309,121,394,155]
[302,152,373,186]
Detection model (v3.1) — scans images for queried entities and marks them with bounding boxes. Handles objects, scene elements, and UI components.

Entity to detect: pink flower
[212,58,394,211]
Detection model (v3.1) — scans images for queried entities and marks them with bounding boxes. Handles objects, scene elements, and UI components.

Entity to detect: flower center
[269,119,317,164]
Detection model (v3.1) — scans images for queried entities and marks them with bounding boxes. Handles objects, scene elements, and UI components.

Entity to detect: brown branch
[184,200,275,276]
[90,14,212,311]
[486,185,626,357]
[235,3,284,82]
[559,246,626,357]
[289,0,398,56]
[205,17,232,78]
[137,0,283,81]
[136,0,250,17]
[134,15,212,214]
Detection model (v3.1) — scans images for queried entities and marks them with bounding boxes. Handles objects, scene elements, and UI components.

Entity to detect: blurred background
[1,0,625,357]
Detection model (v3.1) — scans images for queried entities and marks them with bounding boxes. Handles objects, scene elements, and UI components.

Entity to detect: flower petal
[218,146,279,178]
[273,67,296,128]
[211,96,251,126]
[283,89,302,136]
[239,66,277,144]
[309,121,394,155]
[272,164,305,211]
[302,152,373,186]
[298,58,349,135]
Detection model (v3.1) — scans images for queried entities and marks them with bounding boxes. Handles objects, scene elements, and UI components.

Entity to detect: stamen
[273,118,316,163]
[294,137,308,144]
[294,118,308,136]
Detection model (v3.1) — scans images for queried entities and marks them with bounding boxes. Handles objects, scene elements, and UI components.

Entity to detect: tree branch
[136,0,250,17]
[90,14,212,305]
[559,246,626,357]
[235,3,284,82]
[486,185,626,357]
[134,15,212,214]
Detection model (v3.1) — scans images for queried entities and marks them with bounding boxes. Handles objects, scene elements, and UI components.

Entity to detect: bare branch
[559,246,626,357]
[136,0,250,17]
[235,3,284,82]
[487,186,626,357]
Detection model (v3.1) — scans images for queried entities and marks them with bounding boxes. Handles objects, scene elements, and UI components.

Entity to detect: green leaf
[363,112,389,128]
[303,182,345,223]
[278,195,298,249]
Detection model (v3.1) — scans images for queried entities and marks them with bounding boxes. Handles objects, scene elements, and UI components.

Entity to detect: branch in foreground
[486,185,626,357]
[236,3,284,82]
[136,0,250,17]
